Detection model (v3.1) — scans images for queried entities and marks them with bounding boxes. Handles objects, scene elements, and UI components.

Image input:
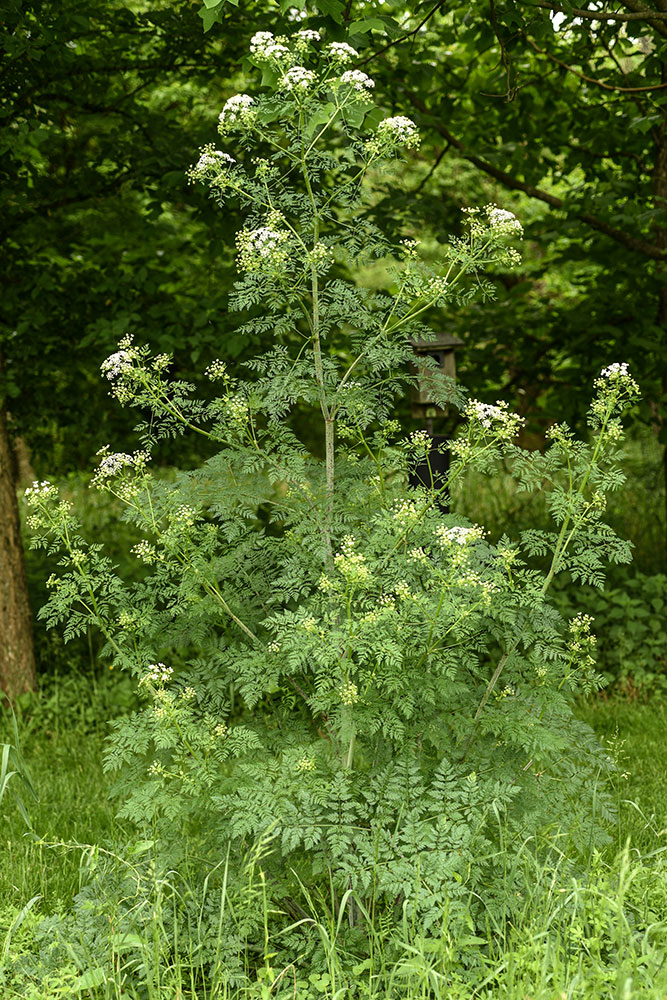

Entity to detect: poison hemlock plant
[25,27,639,949]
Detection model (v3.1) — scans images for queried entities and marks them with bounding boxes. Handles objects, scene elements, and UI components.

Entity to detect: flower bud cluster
[296,755,316,772]
[334,535,372,587]
[391,498,420,526]
[205,359,228,381]
[339,680,359,705]
[307,241,335,271]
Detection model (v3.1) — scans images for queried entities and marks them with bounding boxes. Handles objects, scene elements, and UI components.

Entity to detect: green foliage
[553,571,667,697]
[24,22,641,971]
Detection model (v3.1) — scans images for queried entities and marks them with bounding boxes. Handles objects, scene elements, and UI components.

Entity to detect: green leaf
[348,18,386,35]
[77,968,107,989]
[199,5,222,31]
[202,0,223,8]
[315,0,345,23]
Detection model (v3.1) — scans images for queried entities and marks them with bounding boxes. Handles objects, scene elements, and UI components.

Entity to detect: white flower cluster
[24,480,57,503]
[140,662,173,687]
[132,539,158,564]
[171,504,196,526]
[101,348,134,382]
[218,94,256,134]
[187,145,236,184]
[487,206,523,235]
[339,69,375,91]
[334,535,372,587]
[464,398,524,439]
[100,336,142,403]
[296,28,321,43]
[236,225,290,272]
[281,65,316,92]
[296,755,316,772]
[594,362,639,396]
[434,524,485,547]
[327,41,358,63]
[94,451,133,478]
[339,680,359,706]
[376,116,420,148]
[205,359,228,381]
[250,31,290,61]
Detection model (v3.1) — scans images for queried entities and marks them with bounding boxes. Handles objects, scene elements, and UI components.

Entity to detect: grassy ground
[1,682,666,999]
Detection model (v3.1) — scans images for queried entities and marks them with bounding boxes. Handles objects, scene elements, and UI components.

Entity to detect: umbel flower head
[236,225,290,273]
[218,94,256,134]
[187,146,236,184]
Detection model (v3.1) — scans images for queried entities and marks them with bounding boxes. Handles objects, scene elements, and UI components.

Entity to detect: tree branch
[527,0,667,34]
[356,0,447,68]
[524,34,667,92]
[406,93,665,259]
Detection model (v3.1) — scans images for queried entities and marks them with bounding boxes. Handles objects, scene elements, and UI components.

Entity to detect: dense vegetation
[2,2,667,997]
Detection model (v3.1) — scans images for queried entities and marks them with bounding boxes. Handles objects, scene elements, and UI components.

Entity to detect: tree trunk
[0,400,37,700]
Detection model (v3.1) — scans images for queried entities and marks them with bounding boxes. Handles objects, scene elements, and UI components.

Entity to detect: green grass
[1,681,666,998]
[577,698,667,857]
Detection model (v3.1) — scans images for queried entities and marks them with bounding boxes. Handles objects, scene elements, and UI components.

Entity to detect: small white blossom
[594,362,639,396]
[435,524,485,547]
[375,116,420,149]
[464,398,524,439]
[293,28,322,50]
[327,41,358,63]
[218,93,256,133]
[24,480,58,503]
[339,69,375,91]
[187,146,236,184]
[236,226,289,272]
[250,31,290,61]
[281,65,316,92]
[487,206,523,235]
[140,662,173,687]
[100,349,133,381]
